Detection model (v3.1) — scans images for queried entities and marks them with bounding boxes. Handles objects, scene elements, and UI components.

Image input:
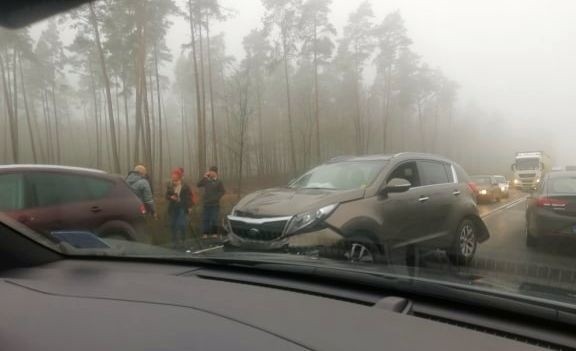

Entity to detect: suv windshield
[1,0,576,312]
[289,161,383,190]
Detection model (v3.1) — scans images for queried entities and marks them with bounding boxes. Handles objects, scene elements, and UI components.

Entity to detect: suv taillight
[139,204,147,215]
[467,182,478,194]
[536,197,567,208]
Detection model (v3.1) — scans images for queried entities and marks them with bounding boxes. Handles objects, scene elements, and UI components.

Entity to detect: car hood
[233,187,366,217]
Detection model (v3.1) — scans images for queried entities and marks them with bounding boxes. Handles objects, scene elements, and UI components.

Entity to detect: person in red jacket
[165,167,192,248]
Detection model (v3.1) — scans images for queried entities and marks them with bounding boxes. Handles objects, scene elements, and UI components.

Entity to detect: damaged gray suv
[224,153,489,265]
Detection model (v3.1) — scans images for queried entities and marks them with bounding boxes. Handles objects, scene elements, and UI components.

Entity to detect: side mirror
[381,178,411,194]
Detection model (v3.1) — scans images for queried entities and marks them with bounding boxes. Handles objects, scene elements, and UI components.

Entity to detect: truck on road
[511,151,551,190]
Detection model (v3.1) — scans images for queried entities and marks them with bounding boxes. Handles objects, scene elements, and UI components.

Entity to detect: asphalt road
[476,190,576,273]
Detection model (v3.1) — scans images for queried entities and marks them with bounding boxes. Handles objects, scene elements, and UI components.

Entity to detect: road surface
[418,190,576,286]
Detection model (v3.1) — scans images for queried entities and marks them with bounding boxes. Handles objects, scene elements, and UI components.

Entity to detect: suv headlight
[284,204,338,235]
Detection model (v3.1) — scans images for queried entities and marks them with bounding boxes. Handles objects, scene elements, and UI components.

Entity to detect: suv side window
[0,173,24,211]
[85,177,114,199]
[28,172,91,207]
[418,161,451,186]
[387,162,421,187]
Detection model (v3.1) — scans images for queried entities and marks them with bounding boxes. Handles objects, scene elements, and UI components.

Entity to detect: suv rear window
[547,176,576,194]
[419,161,451,186]
[0,173,24,211]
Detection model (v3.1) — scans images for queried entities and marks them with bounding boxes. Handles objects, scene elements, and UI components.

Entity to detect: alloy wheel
[345,242,375,263]
[459,223,476,257]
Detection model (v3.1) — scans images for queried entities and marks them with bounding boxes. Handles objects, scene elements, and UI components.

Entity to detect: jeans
[170,208,188,247]
[202,205,220,234]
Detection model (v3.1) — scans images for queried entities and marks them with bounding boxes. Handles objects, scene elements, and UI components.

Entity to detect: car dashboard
[1,257,575,351]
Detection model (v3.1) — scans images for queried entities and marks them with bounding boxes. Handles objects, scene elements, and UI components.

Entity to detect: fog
[201,0,575,164]
[1,0,575,189]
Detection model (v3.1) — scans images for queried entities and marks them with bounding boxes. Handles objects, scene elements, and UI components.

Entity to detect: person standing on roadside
[197,166,225,239]
[166,167,192,248]
[126,164,157,219]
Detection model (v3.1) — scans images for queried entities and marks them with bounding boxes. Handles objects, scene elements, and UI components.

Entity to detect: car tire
[343,235,381,264]
[447,219,477,266]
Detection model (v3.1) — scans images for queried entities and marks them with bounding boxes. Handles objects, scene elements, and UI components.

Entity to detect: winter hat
[171,167,184,179]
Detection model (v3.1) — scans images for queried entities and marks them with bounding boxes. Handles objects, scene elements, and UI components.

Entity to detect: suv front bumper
[225,227,343,252]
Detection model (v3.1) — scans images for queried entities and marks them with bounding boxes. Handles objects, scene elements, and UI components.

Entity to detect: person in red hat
[165,167,192,248]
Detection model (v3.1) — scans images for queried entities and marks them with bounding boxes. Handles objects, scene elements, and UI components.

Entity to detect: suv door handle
[418,196,429,203]
[453,190,461,196]
[90,206,102,213]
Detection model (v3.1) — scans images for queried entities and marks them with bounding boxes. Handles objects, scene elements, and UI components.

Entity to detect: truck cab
[511,152,550,191]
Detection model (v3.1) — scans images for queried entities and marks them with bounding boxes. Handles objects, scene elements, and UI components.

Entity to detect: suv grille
[519,173,536,178]
[230,219,288,241]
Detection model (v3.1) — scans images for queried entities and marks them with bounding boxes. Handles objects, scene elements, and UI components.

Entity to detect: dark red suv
[0,165,148,241]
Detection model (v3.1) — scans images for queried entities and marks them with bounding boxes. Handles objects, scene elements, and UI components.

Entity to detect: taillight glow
[468,182,478,194]
[139,204,147,215]
[536,197,567,208]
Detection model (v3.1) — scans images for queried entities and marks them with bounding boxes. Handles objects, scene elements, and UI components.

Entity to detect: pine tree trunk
[18,53,37,163]
[281,33,297,173]
[122,76,130,167]
[205,18,218,166]
[312,16,321,163]
[154,42,163,189]
[188,0,206,177]
[90,1,121,173]
[11,50,19,162]
[0,54,17,163]
[50,81,61,163]
[197,17,208,168]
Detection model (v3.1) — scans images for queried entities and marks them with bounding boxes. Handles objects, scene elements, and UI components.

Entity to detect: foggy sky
[166,0,576,163]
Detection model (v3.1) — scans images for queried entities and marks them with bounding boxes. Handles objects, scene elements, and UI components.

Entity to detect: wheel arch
[95,220,142,242]
[463,215,490,243]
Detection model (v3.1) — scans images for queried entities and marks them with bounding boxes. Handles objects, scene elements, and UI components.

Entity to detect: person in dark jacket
[125,165,156,218]
[165,167,192,248]
[197,166,225,239]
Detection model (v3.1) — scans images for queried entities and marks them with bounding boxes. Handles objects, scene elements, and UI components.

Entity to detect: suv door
[416,160,456,249]
[23,172,101,234]
[378,161,429,249]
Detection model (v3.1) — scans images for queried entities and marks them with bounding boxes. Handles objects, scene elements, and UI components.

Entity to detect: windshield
[471,176,492,185]
[289,161,383,190]
[516,158,541,171]
[2,0,576,312]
